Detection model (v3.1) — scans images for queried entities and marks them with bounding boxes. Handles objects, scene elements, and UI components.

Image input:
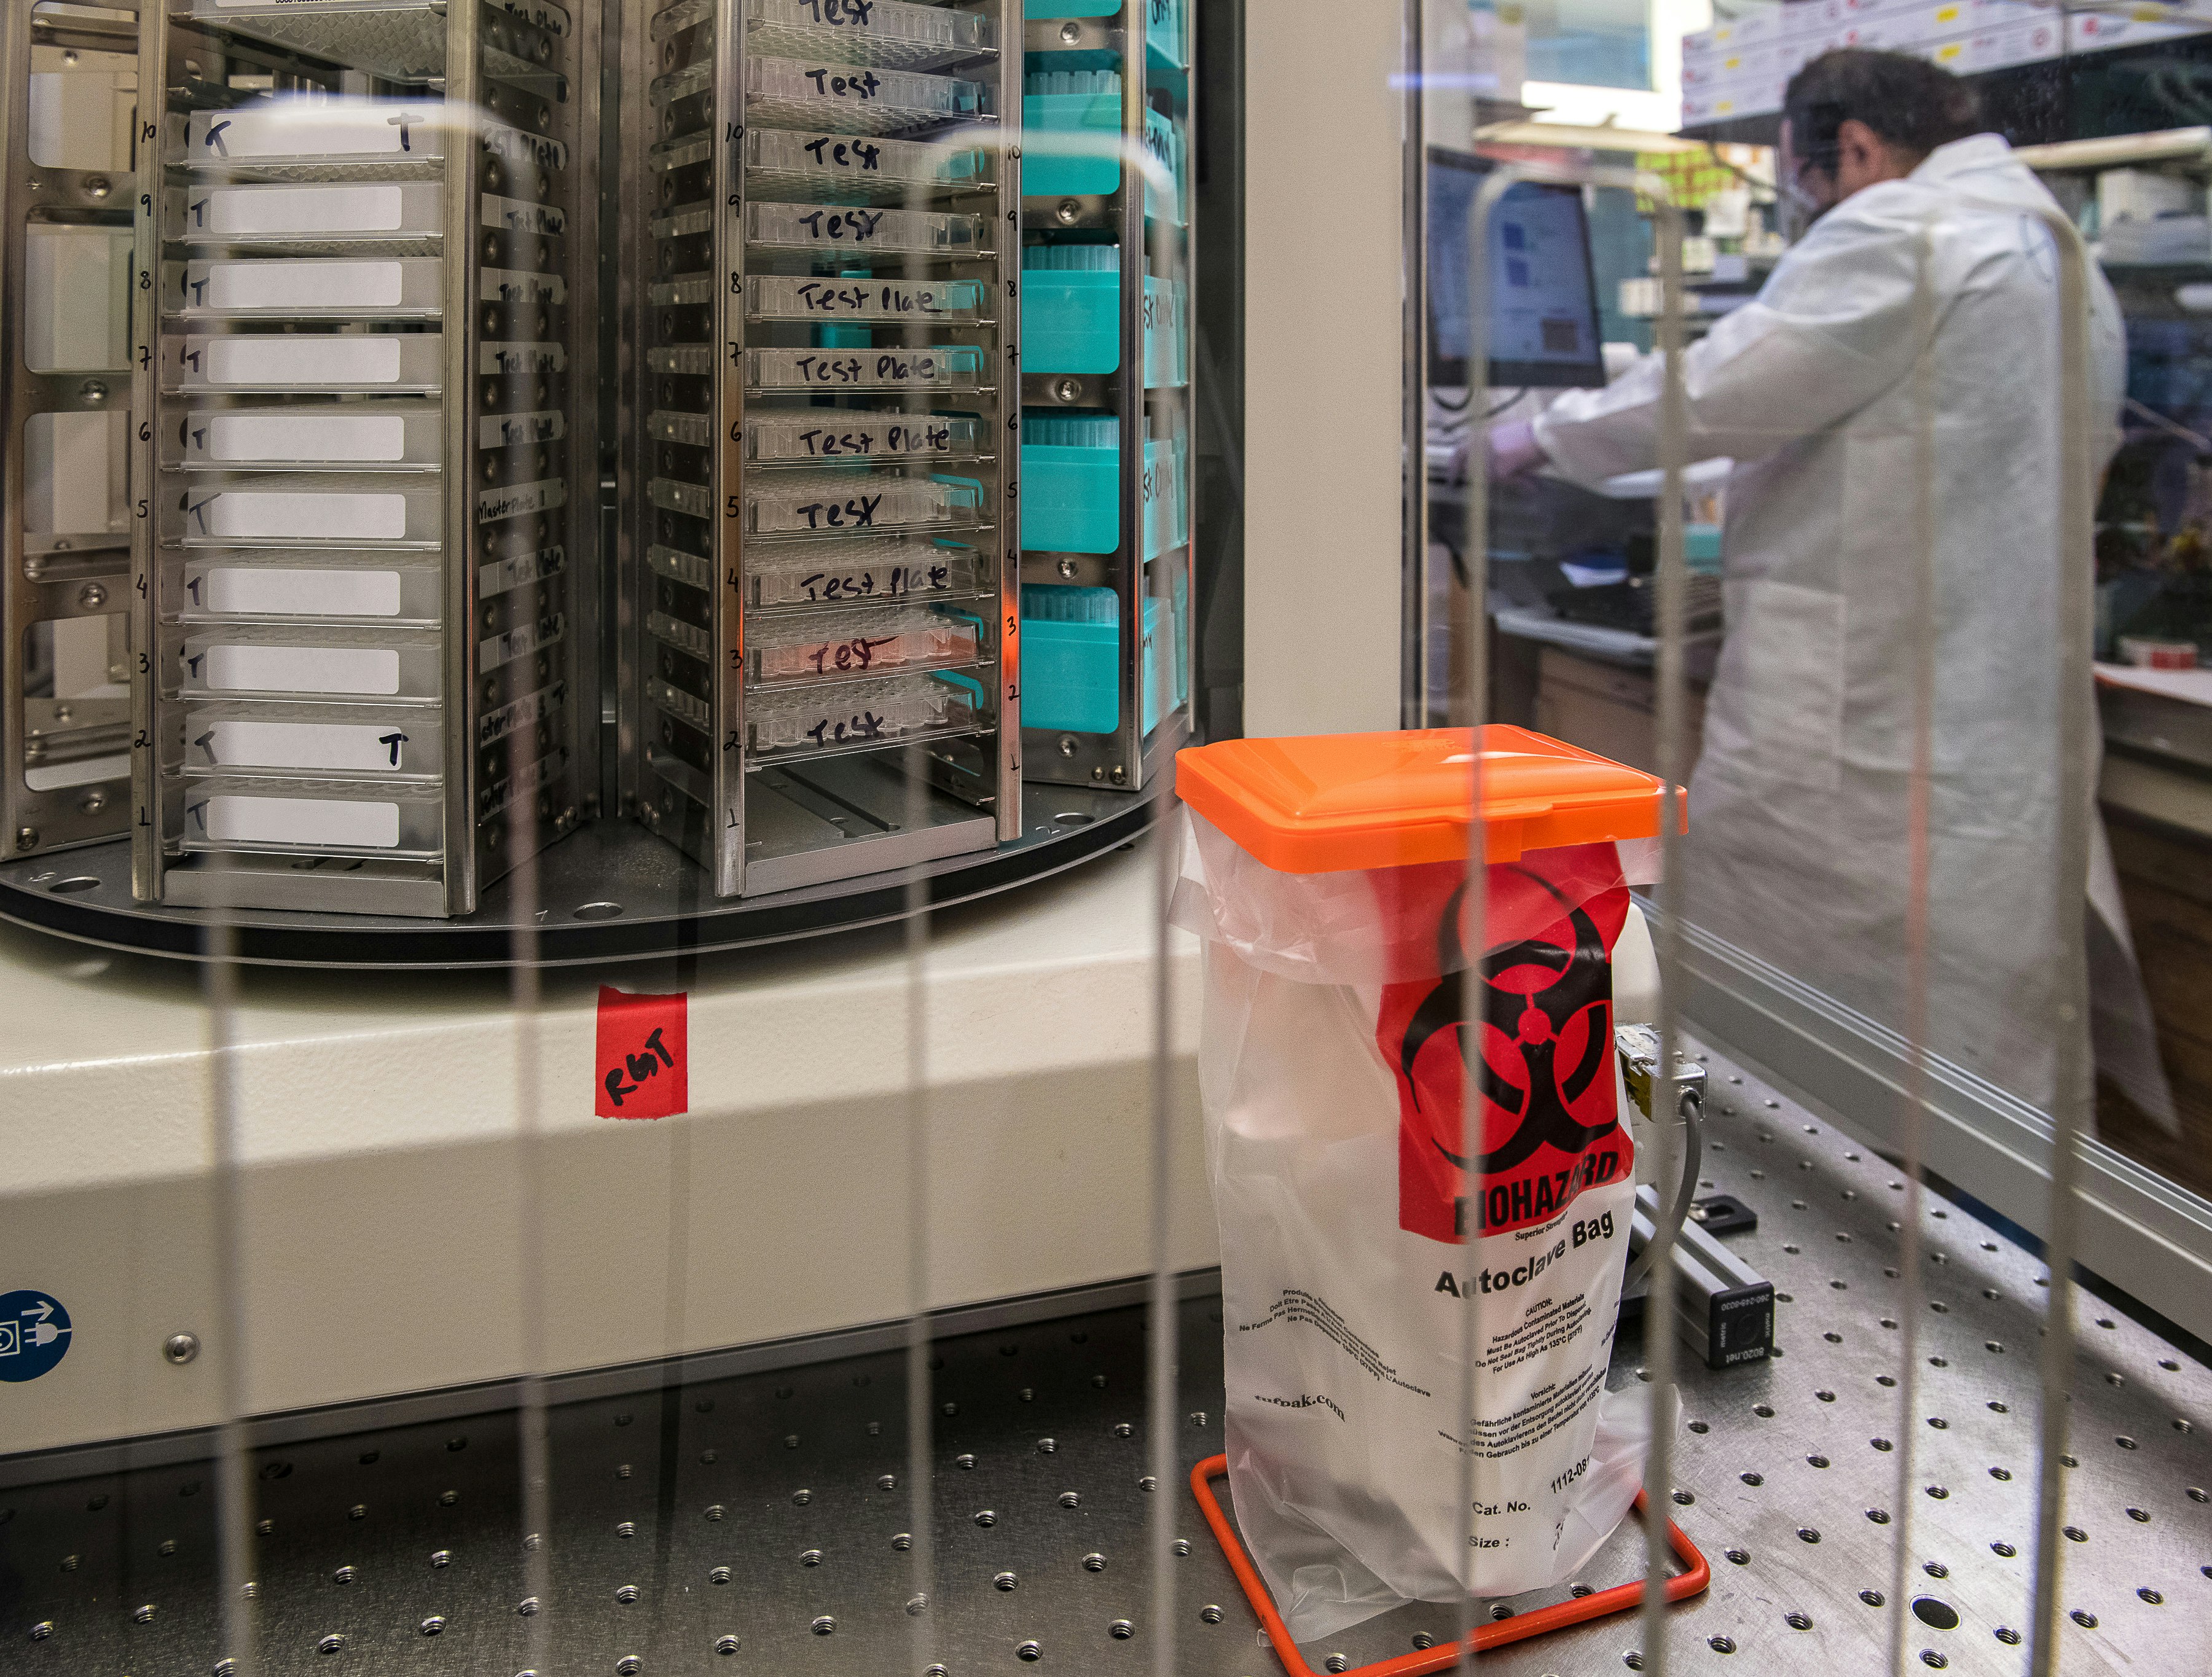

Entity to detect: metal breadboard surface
[2,1040,2208,1673]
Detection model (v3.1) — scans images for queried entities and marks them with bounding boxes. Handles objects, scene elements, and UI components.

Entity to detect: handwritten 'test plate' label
[595,985,686,1118]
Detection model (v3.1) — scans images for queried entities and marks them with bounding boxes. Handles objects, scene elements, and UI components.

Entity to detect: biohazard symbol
[1397,871,1618,1176]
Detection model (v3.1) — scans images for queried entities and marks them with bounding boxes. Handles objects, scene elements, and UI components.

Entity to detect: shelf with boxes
[123,0,602,918]
[617,0,1022,899]
[1678,0,2210,130]
[1017,0,1193,793]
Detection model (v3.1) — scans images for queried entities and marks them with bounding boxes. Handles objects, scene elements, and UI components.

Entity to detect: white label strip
[203,336,403,386]
[198,794,401,850]
[193,719,415,773]
[193,105,437,162]
[198,644,401,695]
[190,489,407,541]
[479,410,565,448]
[195,185,404,237]
[205,260,404,311]
[201,567,403,617]
[204,413,407,464]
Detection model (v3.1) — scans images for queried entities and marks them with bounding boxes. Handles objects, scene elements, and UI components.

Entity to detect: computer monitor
[1427,146,1607,389]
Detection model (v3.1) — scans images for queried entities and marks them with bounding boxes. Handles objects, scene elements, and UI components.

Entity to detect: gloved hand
[1488,418,1547,480]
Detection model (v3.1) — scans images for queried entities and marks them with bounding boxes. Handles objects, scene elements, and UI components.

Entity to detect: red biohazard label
[1375,851,1632,1243]
[595,986,688,1119]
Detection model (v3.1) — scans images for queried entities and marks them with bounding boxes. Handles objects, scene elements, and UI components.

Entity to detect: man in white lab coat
[1494,49,2171,1124]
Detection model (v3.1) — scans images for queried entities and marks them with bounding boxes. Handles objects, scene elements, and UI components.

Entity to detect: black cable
[1482,387,1529,420]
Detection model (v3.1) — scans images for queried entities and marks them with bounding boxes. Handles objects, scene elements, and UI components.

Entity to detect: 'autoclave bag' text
[1173,810,1652,1641]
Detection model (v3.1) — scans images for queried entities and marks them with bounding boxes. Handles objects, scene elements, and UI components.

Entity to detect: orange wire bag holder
[1188,1456,1709,1677]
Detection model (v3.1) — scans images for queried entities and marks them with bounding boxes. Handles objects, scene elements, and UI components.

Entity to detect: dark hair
[1783,49,1984,175]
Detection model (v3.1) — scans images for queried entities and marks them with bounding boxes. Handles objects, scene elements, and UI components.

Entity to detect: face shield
[1775,168,1829,243]
[1775,115,1840,243]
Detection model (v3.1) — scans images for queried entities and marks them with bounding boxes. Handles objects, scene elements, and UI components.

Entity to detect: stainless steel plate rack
[126,0,602,918]
[617,0,1024,899]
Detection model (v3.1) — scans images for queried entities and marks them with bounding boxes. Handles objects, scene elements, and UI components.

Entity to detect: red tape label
[595,986,688,1119]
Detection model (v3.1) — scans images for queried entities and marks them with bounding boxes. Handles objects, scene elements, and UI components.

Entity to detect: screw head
[78,582,107,609]
[77,378,108,403]
[1059,733,1079,757]
[1056,199,1081,225]
[1059,19,1081,41]
[17,828,39,852]
[1053,377,1082,403]
[78,789,108,816]
[163,1334,200,1366]
[83,176,111,199]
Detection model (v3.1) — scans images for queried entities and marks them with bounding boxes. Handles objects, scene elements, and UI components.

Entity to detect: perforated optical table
[2,1039,2207,1676]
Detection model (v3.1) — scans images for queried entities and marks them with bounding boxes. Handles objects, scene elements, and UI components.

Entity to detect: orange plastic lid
[1175,724,1678,874]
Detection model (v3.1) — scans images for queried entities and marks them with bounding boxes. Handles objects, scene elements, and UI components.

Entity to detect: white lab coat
[1532,134,2172,1124]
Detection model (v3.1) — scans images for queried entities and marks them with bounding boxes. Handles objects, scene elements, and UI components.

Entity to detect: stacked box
[1679,0,2200,126]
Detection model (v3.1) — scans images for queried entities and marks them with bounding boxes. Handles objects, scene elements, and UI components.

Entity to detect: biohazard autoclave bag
[1172,727,1672,1643]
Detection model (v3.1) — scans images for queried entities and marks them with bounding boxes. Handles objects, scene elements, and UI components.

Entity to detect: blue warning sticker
[0,1289,72,1382]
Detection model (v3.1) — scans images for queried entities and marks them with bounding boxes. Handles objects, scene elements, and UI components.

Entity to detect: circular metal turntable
[0,784,1162,969]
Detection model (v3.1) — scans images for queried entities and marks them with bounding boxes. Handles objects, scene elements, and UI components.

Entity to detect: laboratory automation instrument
[0,0,1196,948]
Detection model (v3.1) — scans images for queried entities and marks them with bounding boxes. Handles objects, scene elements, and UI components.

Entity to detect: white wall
[1243,0,1406,737]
